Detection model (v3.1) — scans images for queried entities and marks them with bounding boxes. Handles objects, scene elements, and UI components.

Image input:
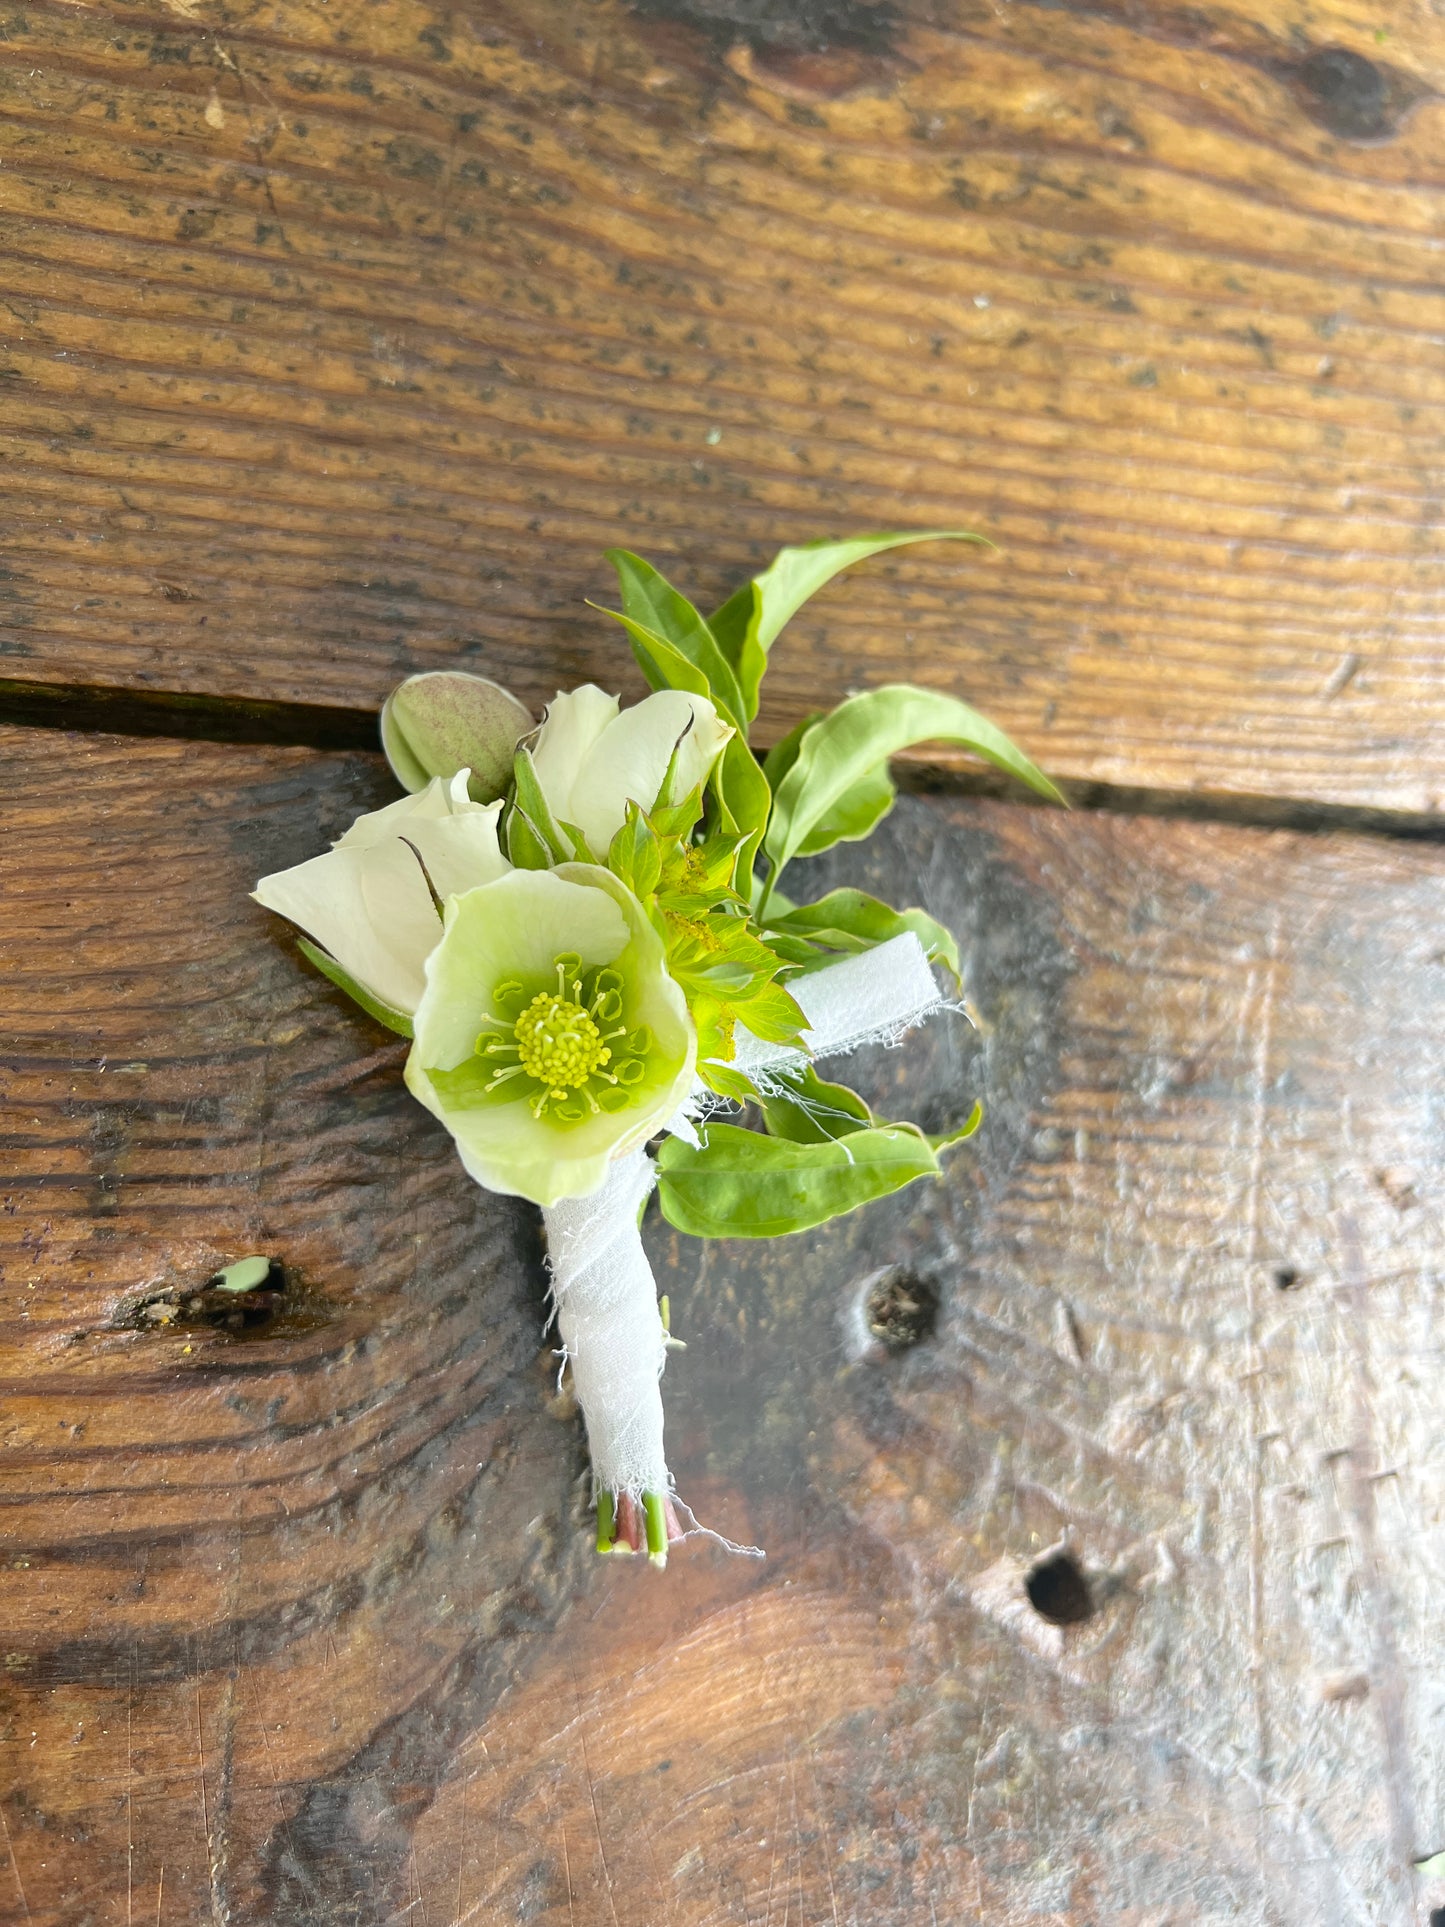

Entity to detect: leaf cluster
[579,531,1063,1238]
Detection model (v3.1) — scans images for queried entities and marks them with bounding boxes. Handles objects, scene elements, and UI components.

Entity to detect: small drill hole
[1429,1910,1445,1927]
[864,1270,939,1351]
[1273,1266,1303,1291]
[1025,1550,1095,1625]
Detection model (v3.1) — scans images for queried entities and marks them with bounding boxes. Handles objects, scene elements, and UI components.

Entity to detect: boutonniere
[255,534,1060,1564]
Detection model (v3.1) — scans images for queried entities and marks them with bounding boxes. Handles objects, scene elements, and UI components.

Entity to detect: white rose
[253,770,510,1016]
[531,685,732,856]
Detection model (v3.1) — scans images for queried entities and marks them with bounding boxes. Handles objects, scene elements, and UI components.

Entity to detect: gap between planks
[3,674,1444,847]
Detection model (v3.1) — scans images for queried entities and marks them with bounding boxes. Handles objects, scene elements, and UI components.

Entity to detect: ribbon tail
[735,931,952,1081]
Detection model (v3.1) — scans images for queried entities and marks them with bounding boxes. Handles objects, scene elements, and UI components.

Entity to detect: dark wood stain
[630,0,902,53]
[4,729,1441,1919]
[1290,44,1413,143]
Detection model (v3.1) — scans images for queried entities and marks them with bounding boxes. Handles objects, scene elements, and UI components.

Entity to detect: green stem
[643,1490,668,1568]
[595,1490,616,1554]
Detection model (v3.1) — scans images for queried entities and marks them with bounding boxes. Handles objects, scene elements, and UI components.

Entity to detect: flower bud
[381,671,533,802]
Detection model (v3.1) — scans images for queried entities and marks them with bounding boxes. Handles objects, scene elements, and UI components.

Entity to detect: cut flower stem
[596,1487,683,1566]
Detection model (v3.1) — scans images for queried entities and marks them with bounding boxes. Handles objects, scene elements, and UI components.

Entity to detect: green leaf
[797,758,895,856]
[667,914,786,1002]
[715,530,991,724]
[762,712,895,855]
[713,736,771,880]
[654,829,744,912]
[731,977,807,1045]
[607,804,663,900]
[697,1058,758,1103]
[763,684,1062,890]
[505,809,552,870]
[708,581,756,693]
[605,550,746,728]
[765,888,961,981]
[650,780,707,842]
[510,745,573,864]
[589,603,713,706]
[297,937,414,1037]
[929,1100,983,1153]
[758,1065,872,1144]
[760,712,818,793]
[655,1120,951,1238]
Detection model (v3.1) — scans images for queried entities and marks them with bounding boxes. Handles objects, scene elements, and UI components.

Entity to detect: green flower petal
[405,865,695,1207]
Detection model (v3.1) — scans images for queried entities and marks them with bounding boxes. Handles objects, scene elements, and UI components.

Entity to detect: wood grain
[2,0,1445,808]
[2,724,1441,1923]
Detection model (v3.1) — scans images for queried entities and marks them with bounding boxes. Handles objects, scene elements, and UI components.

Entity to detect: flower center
[471,954,656,1123]
[513,991,609,1090]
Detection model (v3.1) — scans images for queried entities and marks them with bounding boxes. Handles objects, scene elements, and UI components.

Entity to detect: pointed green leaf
[766,888,961,981]
[929,1100,983,1152]
[605,550,746,728]
[763,684,1062,890]
[510,745,573,864]
[297,938,414,1037]
[708,580,756,688]
[608,804,663,900]
[655,1120,949,1238]
[715,531,991,723]
[760,712,819,793]
[713,736,771,881]
[505,809,552,870]
[731,977,807,1045]
[758,1065,872,1144]
[762,713,895,855]
[697,1058,759,1102]
[589,603,714,706]
[797,758,896,856]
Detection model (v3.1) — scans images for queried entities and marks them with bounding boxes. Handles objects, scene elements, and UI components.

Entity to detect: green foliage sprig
[583,531,1061,1237]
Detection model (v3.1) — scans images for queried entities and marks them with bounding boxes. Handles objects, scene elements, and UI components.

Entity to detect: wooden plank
[2,723,1441,1923]
[2,0,1445,808]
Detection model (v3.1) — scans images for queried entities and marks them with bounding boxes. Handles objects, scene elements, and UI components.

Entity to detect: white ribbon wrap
[543,1148,666,1498]
[541,932,949,1503]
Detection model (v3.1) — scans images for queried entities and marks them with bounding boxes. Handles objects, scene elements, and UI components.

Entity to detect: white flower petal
[400,802,509,902]
[531,685,619,824]
[664,696,732,804]
[567,690,728,855]
[255,838,441,1014]
[334,774,457,850]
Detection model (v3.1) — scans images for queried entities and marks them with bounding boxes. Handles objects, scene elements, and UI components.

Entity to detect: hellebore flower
[381,671,534,803]
[531,685,732,856]
[253,771,510,1015]
[405,866,696,1207]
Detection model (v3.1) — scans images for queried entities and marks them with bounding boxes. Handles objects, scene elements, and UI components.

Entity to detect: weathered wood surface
[2,724,1442,1924]
[4,0,1445,808]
